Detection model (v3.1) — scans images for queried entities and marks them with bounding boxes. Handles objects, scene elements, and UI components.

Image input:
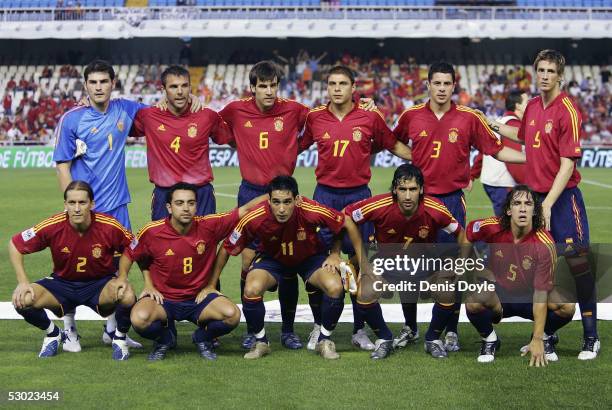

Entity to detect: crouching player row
[10,181,136,360]
[465,185,575,366]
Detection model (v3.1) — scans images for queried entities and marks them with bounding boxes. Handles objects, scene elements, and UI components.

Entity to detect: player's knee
[130,307,153,329]
[324,278,344,299]
[224,304,241,328]
[557,302,576,318]
[119,286,136,306]
[243,282,264,300]
[465,302,485,314]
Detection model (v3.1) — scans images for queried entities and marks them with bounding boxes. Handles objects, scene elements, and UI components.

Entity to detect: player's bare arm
[115,253,133,300]
[56,161,73,193]
[541,157,576,230]
[237,194,268,218]
[389,140,412,161]
[493,146,526,164]
[523,290,548,367]
[196,247,229,303]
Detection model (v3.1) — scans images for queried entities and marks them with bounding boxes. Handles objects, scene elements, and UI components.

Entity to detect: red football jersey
[131,106,233,187]
[12,212,133,281]
[299,105,397,188]
[345,193,461,244]
[128,209,239,301]
[393,102,503,195]
[518,92,582,193]
[466,217,556,293]
[500,113,526,184]
[225,197,345,267]
[219,97,309,186]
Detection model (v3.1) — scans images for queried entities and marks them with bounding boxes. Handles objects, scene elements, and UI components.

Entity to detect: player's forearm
[117,254,133,281]
[8,241,29,285]
[390,141,412,161]
[209,247,230,289]
[542,158,575,208]
[56,161,72,192]
[532,298,547,340]
[344,218,364,267]
[142,269,155,289]
[456,229,472,259]
[489,120,520,143]
[494,146,526,164]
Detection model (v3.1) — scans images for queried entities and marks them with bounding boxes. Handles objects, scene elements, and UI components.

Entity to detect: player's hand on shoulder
[195,286,220,304]
[155,96,168,111]
[140,285,164,304]
[77,95,91,107]
[12,283,35,309]
[189,94,204,112]
[358,98,377,112]
[523,338,547,367]
[323,253,342,273]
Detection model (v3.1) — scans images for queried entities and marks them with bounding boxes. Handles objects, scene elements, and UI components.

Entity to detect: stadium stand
[1,53,610,146]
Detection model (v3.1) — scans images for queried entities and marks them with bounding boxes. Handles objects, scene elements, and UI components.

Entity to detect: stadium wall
[2,146,611,169]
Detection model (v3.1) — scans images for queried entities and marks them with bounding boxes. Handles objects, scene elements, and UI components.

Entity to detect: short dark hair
[427,61,456,84]
[161,65,190,87]
[83,59,115,82]
[500,185,543,232]
[390,164,424,200]
[165,182,198,204]
[505,90,526,112]
[267,175,299,198]
[64,180,94,201]
[534,49,565,76]
[326,65,355,84]
[249,61,281,87]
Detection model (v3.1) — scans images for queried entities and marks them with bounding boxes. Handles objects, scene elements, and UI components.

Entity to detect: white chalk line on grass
[1,302,610,322]
[582,179,612,190]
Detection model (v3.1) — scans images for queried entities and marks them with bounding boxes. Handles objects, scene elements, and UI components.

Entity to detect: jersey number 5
[532,131,541,148]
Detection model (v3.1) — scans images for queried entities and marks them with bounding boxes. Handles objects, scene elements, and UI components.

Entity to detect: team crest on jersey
[274,117,284,132]
[522,255,534,270]
[196,241,206,255]
[448,128,459,143]
[21,228,36,242]
[117,120,124,132]
[352,128,363,142]
[322,132,331,139]
[544,120,553,134]
[297,228,306,241]
[187,123,198,138]
[418,226,429,239]
[92,244,103,259]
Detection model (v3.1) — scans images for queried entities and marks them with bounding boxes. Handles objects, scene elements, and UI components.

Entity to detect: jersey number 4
[171,136,181,153]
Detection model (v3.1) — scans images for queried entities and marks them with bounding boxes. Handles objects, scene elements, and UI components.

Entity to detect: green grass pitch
[0,167,610,408]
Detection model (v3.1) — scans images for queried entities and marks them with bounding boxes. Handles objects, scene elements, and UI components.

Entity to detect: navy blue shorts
[432,190,466,243]
[162,293,220,325]
[104,204,131,232]
[483,185,512,217]
[238,180,268,251]
[36,274,114,316]
[151,183,216,221]
[313,183,373,255]
[501,302,534,320]
[250,253,327,284]
[535,187,590,256]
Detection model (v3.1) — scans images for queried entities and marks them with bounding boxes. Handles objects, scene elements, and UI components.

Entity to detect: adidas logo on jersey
[419,130,428,137]
[495,249,504,258]
[270,236,278,241]
[387,228,396,234]
[244,121,253,128]
[158,124,166,131]
[165,249,175,256]
[61,246,70,253]
[322,132,331,139]
[529,120,536,126]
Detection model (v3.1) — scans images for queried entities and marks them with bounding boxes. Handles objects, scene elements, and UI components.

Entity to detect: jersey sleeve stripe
[299,203,337,219]
[562,98,580,144]
[96,215,134,238]
[457,106,497,139]
[33,213,66,231]
[136,220,165,239]
[33,216,66,232]
[194,211,233,221]
[299,202,337,218]
[235,208,266,232]
[423,199,453,217]
[359,197,393,214]
[535,230,554,245]
[396,103,425,122]
[96,219,134,239]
